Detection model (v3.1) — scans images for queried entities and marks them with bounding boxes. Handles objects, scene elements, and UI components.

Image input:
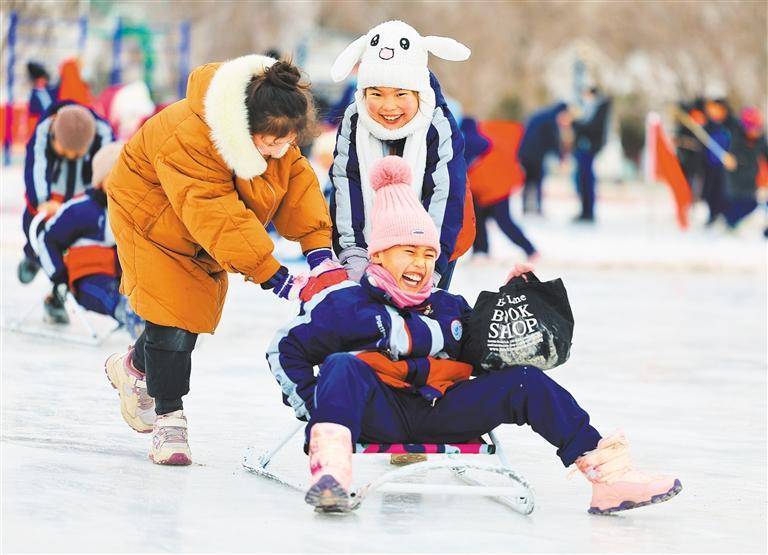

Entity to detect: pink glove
[298,259,349,302]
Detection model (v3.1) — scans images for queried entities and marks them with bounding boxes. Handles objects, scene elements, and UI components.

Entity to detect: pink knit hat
[367,156,440,256]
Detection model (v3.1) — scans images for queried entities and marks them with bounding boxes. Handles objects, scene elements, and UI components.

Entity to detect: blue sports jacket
[24,101,113,211]
[39,188,116,286]
[266,277,474,420]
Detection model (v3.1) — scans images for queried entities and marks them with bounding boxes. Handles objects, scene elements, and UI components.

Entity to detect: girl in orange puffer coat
[104,56,346,466]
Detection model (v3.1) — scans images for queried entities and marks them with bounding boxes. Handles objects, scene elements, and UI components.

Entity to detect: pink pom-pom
[369,156,412,191]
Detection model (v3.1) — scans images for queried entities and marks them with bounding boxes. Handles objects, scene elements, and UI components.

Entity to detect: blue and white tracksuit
[22,101,113,258]
[28,84,58,118]
[266,277,601,466]
[40,188,122,318]
[329,73,468,288]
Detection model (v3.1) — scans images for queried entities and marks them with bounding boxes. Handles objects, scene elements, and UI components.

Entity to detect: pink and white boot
[575,431,682,515]
[304,423,353,512]
[104,348,155,433]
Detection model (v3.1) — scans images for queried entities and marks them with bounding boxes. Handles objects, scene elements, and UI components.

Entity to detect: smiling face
[253,133,296,158]
[371,244,436,292]
[364,87,419,129]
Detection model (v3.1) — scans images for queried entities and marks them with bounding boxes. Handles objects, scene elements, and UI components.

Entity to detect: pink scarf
[366,264,432,309]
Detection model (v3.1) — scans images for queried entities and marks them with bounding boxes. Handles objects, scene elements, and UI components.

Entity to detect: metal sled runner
[243,421,535,515]
[2,212,123,346]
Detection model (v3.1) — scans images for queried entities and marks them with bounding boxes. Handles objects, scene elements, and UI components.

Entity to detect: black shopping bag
[465,272,574,371]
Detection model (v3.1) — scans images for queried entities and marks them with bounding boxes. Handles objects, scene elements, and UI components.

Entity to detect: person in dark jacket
[18,102,114,285]
[518,102,572,215]
[723,107,768,229]
[268,156,681,515]
[572,88,611,222]
[461,118,538,259]
[701,98,737,225]
[674,99,707,197]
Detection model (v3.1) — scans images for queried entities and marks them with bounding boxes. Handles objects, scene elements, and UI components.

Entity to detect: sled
[243,421,535,515]
[2,212,123,346]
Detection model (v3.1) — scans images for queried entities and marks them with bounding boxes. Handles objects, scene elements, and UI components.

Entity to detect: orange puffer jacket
[106,55,332,333]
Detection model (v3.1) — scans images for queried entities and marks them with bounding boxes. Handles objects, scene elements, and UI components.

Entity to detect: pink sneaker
[575,431,682,515]
[104,348,155,433]
[304,423,353,512]
[149,410,192,466]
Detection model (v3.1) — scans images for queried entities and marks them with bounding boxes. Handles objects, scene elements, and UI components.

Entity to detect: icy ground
[2,165,766,553]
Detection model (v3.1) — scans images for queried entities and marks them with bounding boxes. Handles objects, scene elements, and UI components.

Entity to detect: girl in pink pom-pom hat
[268,156,682,515]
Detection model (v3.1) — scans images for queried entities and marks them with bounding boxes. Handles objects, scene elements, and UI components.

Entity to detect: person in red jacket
[461,118,538,260]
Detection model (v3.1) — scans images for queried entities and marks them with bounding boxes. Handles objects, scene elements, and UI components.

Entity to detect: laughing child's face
[371,244,436,292]
[364,87,419,129]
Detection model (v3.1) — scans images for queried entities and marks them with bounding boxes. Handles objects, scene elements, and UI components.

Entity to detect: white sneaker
[150,410,192,466]
[104,349,155,433]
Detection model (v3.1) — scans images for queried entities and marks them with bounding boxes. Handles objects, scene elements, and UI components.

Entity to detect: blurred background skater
[572,86,611,223]
[56,57,95,108]
[37,142,144,336]
[674,99,707,199]
[18,102,114,301]
[518,102,573,215]
[26,61,57,123]
[722,107,768,232]
[461,117,538,263]
[701,97,736,225]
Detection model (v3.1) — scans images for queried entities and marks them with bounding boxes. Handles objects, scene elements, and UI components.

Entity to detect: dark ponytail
[245,60,317,143]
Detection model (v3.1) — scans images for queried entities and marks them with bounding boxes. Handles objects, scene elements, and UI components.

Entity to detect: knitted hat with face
[367,156,440,256]
[51,105,96,154]
[331,20,470,101]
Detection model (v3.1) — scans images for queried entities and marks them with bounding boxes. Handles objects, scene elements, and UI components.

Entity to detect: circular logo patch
[450,319,463,341]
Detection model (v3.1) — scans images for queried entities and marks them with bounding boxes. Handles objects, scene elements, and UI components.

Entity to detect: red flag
[645,113,692,229]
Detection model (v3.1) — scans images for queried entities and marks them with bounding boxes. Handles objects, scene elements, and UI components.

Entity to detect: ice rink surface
[2,165,766,553]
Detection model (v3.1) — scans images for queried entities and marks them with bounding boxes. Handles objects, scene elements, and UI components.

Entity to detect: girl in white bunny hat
[329,20,475,290]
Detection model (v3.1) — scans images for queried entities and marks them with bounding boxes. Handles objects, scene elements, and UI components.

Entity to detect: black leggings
[133,322,198,415]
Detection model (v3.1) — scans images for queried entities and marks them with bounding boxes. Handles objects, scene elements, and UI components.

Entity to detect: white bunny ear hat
[331,20,470,96]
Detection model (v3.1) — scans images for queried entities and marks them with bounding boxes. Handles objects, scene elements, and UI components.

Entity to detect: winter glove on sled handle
[263,261,348,302]
[505,263,537,285]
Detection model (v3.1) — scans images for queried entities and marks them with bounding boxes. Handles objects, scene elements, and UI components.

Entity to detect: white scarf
[354,88,435,241]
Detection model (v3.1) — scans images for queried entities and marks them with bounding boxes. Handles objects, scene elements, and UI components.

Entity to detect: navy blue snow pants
[521,159,544,214]
[74,274,121,317]
[702,163,726,223]
[309,353,601,466]
[723,198,757,228]
[575,149,596,220]
[22,209,38,260]
[473,197,537,257]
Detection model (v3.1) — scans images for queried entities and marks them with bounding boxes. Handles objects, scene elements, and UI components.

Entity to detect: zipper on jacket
[260,179,278,225]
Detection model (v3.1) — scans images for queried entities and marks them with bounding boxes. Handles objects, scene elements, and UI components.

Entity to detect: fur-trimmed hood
[186,54,276,179]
